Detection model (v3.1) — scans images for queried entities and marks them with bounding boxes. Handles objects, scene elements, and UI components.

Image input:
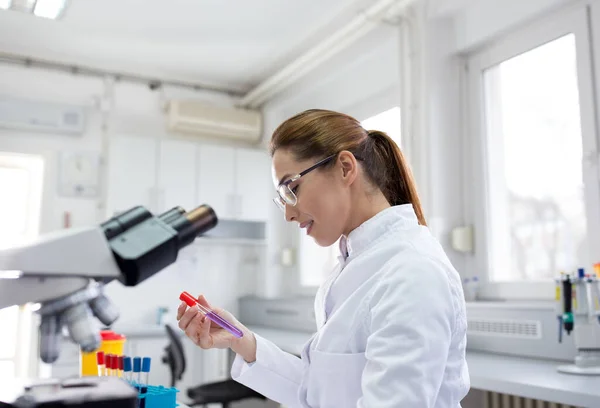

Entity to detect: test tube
[118,355,124,378]
[179,291,243,338]
[133,357,141,385]
[141,357,151,386]
[555,276,563,343]
[592,276,600,323]
[123,356,132,383]
[96,351,105,376]
[139,357,151,408]
[110,354,117,377]
[563,275,574,335]
[105,354,113,376]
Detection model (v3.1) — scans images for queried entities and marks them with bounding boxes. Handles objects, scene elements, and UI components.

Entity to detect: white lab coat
[231,204,470,407]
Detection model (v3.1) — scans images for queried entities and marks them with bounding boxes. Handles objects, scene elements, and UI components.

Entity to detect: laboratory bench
[246,325,600,408]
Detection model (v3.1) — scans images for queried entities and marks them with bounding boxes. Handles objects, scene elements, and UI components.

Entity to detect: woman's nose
[284,204,297,222]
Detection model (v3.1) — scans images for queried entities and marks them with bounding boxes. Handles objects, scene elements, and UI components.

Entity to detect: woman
[177,109,470,407]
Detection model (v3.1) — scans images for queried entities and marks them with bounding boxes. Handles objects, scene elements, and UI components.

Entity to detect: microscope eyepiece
[167,205,218,247]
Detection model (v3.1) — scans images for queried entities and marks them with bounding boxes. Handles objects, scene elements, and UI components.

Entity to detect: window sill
[466,300,555,311]
[475,281,555,302]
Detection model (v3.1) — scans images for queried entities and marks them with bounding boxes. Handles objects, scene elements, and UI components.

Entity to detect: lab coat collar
[341,204,418,260]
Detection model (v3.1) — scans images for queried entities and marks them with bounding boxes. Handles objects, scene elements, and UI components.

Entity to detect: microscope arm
[0,204,217,363]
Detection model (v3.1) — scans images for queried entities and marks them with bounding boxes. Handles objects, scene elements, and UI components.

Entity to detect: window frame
[0,152,44,378]
[463,4,600,300]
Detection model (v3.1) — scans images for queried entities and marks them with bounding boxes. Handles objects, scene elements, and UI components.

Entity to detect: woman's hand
[176,294,257,363]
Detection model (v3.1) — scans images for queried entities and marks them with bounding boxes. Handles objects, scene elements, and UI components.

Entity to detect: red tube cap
[96,351,104,365]
[106,354,113,369]
[180,291,198,307]
[119,355,124,370]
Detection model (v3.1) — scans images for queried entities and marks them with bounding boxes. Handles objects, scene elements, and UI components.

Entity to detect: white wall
[0,64,264,324]
[0,64,237,232]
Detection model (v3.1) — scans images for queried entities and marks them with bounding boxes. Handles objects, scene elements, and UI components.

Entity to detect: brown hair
[269,109,426,226]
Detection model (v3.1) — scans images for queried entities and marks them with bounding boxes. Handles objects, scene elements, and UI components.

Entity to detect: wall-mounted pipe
[239,0,420,108]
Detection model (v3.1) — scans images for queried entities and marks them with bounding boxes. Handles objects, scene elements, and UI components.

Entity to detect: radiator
[482,391,582,408]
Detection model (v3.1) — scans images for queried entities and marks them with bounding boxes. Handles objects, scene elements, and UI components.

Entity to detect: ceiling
[0,0,381,94]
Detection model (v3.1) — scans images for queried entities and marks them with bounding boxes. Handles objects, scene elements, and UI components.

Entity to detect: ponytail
[361,130,427,226]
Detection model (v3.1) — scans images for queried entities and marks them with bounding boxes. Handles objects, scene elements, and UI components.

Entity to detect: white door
[158,140,198,213]
[106,136,157,217]
[235,148,271,221]
[197,145,236,220]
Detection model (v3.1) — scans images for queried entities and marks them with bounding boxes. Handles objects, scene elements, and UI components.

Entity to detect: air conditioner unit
[167,100,262,143]
[0,95,86,135]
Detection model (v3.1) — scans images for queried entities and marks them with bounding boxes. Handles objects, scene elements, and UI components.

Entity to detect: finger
[185,313,204,345]
[178,306,199,331]
[199,315,214,349]
[196,294,212,309]
[176,302,187,321]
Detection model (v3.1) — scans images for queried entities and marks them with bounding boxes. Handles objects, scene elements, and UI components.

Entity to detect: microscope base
[557,364,600,375]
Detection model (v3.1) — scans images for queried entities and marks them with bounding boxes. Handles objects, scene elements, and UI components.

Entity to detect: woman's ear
[338,151,358,186]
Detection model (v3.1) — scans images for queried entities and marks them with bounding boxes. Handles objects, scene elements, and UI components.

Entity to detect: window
[298,106,401,287]
[0,152,44,378]
[361,106,401,146]
[466,8,600,298]
[0,306,18,380]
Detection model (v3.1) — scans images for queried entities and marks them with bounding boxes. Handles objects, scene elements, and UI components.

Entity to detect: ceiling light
[0,0,11,10]
[33,0,67,19]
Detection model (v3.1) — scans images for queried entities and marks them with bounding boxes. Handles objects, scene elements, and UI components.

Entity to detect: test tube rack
[134,383,180,408]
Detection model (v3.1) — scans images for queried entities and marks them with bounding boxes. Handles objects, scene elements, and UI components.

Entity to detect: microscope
[555,267,600,375]
[0,204,218,407]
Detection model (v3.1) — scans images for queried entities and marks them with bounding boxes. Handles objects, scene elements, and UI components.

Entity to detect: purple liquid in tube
[206,310,244,338]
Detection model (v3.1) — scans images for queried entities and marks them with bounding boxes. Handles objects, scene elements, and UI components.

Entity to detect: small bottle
[471,276,479,300]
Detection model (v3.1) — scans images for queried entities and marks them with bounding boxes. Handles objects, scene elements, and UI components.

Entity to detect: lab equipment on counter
[81,330,126,376]
[462,276,479,301]
[179,291,243,338]
[554,267,600,375]
[93,353,174,407]
[0,204,217,364]
[0,203,218,408]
